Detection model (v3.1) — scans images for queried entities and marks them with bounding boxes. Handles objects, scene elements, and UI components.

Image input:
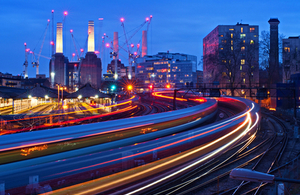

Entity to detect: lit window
[254,35,258,37]
[243,78,246,83]
[240,65,243,70]
[220,34,224,37]
[220,47,223,50]
[243,40,245,44]
[241,59,245,65]
[229,72,231,77]
[222,40,227,43]
[284,47,291,52]
[222,72,227,77]
[139,71,143,73]
[250,27,255,32]
[241,46,245,51]
[231,40,233,45]
[229,28,234,31]
[222,60,227,63]
[145,80,150,83]
[231,46,233,50]
[241,27,243,33]
[231,33,233,38]
[240,34,246,39]
[250,40,254,44]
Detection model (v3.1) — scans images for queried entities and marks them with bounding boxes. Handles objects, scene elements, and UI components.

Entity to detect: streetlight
[230,168,300,184]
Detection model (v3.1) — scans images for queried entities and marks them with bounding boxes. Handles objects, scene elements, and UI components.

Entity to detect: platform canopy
[67,83,110,99]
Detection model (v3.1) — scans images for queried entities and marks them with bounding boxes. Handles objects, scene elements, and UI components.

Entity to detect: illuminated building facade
[203,23,259,96]
[136,52,197,88]
[282,36,300,83]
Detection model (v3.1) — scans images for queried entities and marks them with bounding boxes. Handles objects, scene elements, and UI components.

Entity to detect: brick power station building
[50,21,102,91]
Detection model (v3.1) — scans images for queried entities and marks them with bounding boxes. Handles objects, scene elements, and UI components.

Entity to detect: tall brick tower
[50,22,69,86]
[268,18,280,84]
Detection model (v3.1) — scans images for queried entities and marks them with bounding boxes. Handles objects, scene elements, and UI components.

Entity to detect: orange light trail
[47,105,258,195]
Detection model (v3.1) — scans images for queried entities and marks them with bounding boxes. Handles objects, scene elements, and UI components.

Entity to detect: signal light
[127,85,133,91]
[111,85,116,91]
[166,84,171,88]
[149,84,153,90]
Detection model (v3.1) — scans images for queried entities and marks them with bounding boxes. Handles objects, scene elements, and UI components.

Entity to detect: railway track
[142,111,290,195]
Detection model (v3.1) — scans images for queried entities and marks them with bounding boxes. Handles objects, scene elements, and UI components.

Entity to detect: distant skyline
[1,0,300,78]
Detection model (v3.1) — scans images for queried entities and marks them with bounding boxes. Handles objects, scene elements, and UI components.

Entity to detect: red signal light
[166,84,171,88]
[149,85,153,90]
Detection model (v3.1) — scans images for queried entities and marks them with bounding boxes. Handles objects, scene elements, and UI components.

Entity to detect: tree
[218,31,245,96]
[259,30,285,86]
[244,40,259,97]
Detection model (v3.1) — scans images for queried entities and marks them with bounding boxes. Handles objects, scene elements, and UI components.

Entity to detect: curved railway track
[146,111,288,195]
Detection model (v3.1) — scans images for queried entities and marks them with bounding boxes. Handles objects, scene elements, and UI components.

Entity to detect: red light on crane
[26,49,30,52]
[64,11,68,16]
[137,44,140,48]
[47,19,50,22]
[50,41,54,45]
[70,29,73,33]
[72,53,75,57]
[120,18,124,22]
[99,18,103,21]
[134,52,137,55]
[146,17,149,21]
[95,51,99,54]
[103,33,106,36]
[24,43,27,46]
[150,15,153,18]
[80,49,84,52]
[131,44,134,48]
[52,10,54,13]
[106,43,110,47]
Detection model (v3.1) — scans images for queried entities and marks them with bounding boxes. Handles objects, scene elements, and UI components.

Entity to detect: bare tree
[218,31,245,96]
[203,47,221,85]
[259,30,285,85]
[244,40,259,97]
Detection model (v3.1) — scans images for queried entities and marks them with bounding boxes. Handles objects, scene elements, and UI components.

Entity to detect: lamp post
[56,84,60,105]
[230,168,300,184]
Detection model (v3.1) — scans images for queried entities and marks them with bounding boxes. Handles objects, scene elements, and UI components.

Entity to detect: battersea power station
[49,20,102,91]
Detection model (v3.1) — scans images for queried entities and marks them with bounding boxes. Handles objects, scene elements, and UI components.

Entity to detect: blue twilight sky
[0,0,300,78]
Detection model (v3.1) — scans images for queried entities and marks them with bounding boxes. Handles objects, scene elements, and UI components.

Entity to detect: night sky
[1,0,300,78]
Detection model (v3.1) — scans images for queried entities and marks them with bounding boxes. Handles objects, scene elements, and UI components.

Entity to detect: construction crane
[23,43,30,78]
[32,19,51,76]
[70,29,80,61]
[120,17,150,80]
[50,9,55,87]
